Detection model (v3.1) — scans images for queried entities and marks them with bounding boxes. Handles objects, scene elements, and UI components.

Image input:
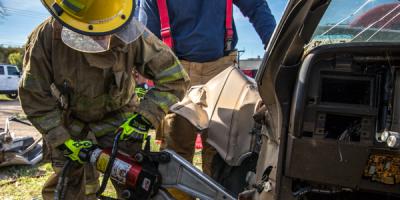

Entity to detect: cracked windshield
[309,0,400,48]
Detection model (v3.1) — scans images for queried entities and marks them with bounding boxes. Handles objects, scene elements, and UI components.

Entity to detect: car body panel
[0,65,6,91]
[0,65,20,93]
[255,0,331,198]
[5,65,20,91]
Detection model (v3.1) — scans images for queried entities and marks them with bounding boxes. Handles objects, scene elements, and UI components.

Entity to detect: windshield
[309,0,400,48]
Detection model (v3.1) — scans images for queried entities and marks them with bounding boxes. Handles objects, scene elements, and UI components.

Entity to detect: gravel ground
[0,96,40,139]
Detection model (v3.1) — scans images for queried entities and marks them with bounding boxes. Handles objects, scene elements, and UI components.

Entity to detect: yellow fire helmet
[41,0,147,53]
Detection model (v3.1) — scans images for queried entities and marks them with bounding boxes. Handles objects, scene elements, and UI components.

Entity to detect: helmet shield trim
[61,16,147,53]
[114,12,147,44]
[61,27,112,53]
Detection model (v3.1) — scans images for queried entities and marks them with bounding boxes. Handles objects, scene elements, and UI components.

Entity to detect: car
[245,0,400,199]
[0,64,21,99]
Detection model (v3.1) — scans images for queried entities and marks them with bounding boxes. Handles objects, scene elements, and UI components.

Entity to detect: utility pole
[237,50,245,69]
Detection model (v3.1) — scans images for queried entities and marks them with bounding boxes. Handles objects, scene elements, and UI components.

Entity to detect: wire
[54,160,73,200]
[4,10,47,19]
[2,6,48,19]
[96,130,123,198]
[0,7,45,47]
[4,7,47,15]
[4,6,48,16]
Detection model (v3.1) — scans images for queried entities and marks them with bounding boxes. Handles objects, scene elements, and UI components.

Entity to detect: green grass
[193,149,203,171]
[0,95,12,101]
[0,163,118,200]
[14,113,28,120]
[0,163,52,200]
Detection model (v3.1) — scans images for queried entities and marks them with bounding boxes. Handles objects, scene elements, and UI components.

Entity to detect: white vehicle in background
[0,64,20,99]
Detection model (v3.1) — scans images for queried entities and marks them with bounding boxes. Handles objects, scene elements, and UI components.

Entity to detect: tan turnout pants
[158,52,237,199]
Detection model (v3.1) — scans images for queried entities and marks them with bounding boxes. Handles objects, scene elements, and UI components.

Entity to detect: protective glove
[135,85,148,102]
[119,113,152,141]
[60,139,95,164]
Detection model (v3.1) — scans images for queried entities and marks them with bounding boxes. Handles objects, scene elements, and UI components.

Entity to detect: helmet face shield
[114,13,147,44]
[61,27,111,53]
[60,7,147,53]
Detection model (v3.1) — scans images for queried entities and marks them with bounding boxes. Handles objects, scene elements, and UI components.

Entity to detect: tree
[0,46,24,64]
[0,47,6,63]
[8,52,23,70]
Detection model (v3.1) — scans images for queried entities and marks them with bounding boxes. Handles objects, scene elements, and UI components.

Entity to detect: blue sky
[0,0,287,59]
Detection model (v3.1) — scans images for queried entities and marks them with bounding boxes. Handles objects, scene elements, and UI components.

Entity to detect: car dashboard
[286,43,400,199]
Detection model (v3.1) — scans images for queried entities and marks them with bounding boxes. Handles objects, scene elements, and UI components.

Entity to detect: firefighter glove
[119,113,152,141]
[135,85,148,101]
[61,139,95,164]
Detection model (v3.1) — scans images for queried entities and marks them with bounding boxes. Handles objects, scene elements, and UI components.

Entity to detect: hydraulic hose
[54,159,72,200]
[96,129,123,197]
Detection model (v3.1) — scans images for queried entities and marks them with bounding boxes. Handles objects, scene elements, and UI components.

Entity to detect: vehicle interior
[288,43,400,200]
[255,0,400,199]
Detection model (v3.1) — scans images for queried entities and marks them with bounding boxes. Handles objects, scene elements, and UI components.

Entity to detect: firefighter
[142,0,276,198]
[19,0,189,199]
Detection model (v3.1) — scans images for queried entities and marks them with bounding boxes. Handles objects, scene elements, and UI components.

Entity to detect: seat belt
[224,0,234,53]
[156,0,233,52]
[156,0,174,49]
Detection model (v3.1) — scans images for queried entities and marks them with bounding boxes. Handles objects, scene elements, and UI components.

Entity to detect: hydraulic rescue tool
[55,130,235,200]
[0,116,43,167]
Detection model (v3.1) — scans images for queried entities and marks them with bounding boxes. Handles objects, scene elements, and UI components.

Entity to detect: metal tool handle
[152,188,175,200]
[158,149,235,200]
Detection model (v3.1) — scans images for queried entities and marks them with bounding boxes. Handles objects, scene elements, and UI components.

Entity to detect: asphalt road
[0,97,40,139]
